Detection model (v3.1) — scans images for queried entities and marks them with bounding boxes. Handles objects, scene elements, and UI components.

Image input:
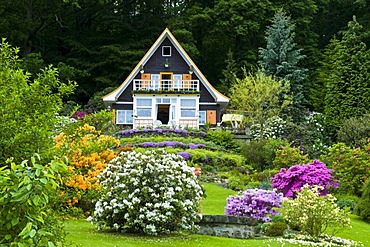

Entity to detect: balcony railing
[133,79,200,92]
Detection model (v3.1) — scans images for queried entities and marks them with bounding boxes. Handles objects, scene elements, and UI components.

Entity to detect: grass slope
[65,183,370,247]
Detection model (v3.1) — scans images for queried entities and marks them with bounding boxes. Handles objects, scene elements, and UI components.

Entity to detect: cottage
[103,28,229,129]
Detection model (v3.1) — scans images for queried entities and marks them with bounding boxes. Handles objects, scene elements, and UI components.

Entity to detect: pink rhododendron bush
[271,160,338,197]
[225,188,284,222]
[88,149,203,235]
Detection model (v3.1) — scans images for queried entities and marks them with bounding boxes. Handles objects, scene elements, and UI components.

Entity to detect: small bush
[225,188,283,222]
[355,179,370,223]
[282,185,351,238]
[0,155,66,246]
[265,222,288,236]
[336,195,359,212]
[337,114,370,148]
[320,142,370,197]
[273,145,309,170]
[271,160,338,198]
[89,149,203,235]
[205,130,240,152]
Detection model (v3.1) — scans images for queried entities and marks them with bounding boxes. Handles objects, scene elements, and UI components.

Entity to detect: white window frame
[162,46,172,57]
[199,111,206,125]
[116,110,133,124]
[151,74,160,90]
[136,98,152,117]
[180,98,197,118]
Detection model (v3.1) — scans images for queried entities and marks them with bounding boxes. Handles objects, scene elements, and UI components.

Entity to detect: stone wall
[197,215,261,239]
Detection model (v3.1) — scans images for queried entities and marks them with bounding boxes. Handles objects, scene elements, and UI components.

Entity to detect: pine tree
[218,49,238,96]
[258,9,307,121]
[323,16,370,139]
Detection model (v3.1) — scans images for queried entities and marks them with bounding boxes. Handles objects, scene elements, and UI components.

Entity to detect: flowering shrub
[225,188,283,222]
[320,142,370,197]
[136,141,206,149]
[271,160,338,198]
[281,185,351,238]
[250,116,288,140]
[89,149,203,235]
[276,233,364,247]
[53,124,123,212]
[117,128,206,138]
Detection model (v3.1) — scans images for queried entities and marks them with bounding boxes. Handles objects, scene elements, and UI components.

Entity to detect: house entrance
[157,104,170,124]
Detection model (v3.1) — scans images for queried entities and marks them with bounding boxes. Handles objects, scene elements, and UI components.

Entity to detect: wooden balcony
[133,79,200,92]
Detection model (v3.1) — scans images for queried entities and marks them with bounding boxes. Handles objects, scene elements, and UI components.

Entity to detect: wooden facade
[103,28,229,129]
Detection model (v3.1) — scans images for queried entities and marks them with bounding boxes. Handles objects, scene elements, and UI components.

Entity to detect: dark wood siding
[117,82,134,102]
[145,38,189,74]
[199,82,215,102]
[113,104,133,110]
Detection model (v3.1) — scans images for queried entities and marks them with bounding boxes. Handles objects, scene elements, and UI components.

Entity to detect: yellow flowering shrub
[53,124,129,214]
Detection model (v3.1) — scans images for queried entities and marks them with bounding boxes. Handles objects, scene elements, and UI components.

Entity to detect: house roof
[102,28,229,104]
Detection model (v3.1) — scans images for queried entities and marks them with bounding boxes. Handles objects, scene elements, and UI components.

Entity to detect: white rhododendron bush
[88,149,203,235]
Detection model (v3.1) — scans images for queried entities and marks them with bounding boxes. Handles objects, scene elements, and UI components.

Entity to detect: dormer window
[162,46,171,57]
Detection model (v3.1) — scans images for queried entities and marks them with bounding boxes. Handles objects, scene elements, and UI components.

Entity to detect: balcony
[133,79,200,93]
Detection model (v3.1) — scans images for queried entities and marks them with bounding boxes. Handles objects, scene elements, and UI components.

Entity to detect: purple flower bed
[136,141,206,149]
[176,152,191,160]
[117,128,206,138]
[271,160,338,198]
[225,188,283,222]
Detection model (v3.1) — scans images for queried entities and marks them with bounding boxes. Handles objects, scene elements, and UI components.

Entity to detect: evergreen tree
[258,10,307,121]
[323,16,370,139]
[218,49,238,96]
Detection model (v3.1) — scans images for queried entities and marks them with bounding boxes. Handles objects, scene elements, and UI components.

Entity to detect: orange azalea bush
[53,124,129,214]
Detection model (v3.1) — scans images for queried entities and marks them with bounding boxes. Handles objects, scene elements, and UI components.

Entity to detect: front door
[157,104,170,124]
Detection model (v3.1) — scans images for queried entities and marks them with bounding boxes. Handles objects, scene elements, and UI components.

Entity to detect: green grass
[64,183,370,247]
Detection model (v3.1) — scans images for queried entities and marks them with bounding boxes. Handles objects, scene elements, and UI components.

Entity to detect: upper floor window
[162,46,171,57]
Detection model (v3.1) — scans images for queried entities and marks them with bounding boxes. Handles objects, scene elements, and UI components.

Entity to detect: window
[173,74,182,90]
[136,98,152,117]
[151,74,160,90]
[162,46,171,56]
[180,99,196,118]
[199,111,206,125]
[116,110,133,124]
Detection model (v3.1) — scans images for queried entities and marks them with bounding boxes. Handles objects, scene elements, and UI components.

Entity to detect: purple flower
[176,152,191,160]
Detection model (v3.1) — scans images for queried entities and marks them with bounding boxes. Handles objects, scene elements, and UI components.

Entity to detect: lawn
[64,183,370,247]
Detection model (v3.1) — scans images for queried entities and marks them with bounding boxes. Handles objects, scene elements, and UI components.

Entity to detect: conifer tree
[322,16,370,139]
[218,49,238,96]
[258,10,307,121]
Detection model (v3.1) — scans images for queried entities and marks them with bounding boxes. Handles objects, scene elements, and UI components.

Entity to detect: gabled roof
[103,28,229,104]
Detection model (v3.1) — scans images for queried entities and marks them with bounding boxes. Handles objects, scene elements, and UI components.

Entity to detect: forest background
[1,0,369,129]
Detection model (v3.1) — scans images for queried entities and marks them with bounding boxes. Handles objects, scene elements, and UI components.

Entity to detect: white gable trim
[103,28,229,104]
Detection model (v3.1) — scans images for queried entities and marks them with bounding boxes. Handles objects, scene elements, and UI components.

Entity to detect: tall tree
[258,9,307,121]
[228,71,291,139]
[322,17,370,139]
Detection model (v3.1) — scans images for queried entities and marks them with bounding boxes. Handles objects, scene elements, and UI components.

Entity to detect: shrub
[337,114,370,148]
[320,142,370,197]
[89,149,203,235]
[281,185,351,237]
[271,160,338,198]
[53,124,123,213]
[272,145,309,170]
[117,128,206,139]
[336,195,359,212]
[225,188,283,222]
[265,222,288,236]
[355,179,370,223]
[250,116,288,140]
[0,155,66,246]
[205,130,241,152]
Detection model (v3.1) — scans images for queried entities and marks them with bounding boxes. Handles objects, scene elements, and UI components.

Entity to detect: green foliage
[258,9,307,121]
[204,130,240,152]
[336,195,359,212]
[355,179,370,223]
[337,114,370,148]
[229,71,292,140]
[323,17,370,139]
[0,155,66,246]
[320,142,370,197]
[273,145,310,170]
[0,39,76,163]
[282,185,351,238]
[240,138,290,171]
[265,222,288,237]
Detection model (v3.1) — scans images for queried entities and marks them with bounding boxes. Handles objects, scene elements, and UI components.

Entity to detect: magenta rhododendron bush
[271,160,338,197]
[225,188,284,222]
